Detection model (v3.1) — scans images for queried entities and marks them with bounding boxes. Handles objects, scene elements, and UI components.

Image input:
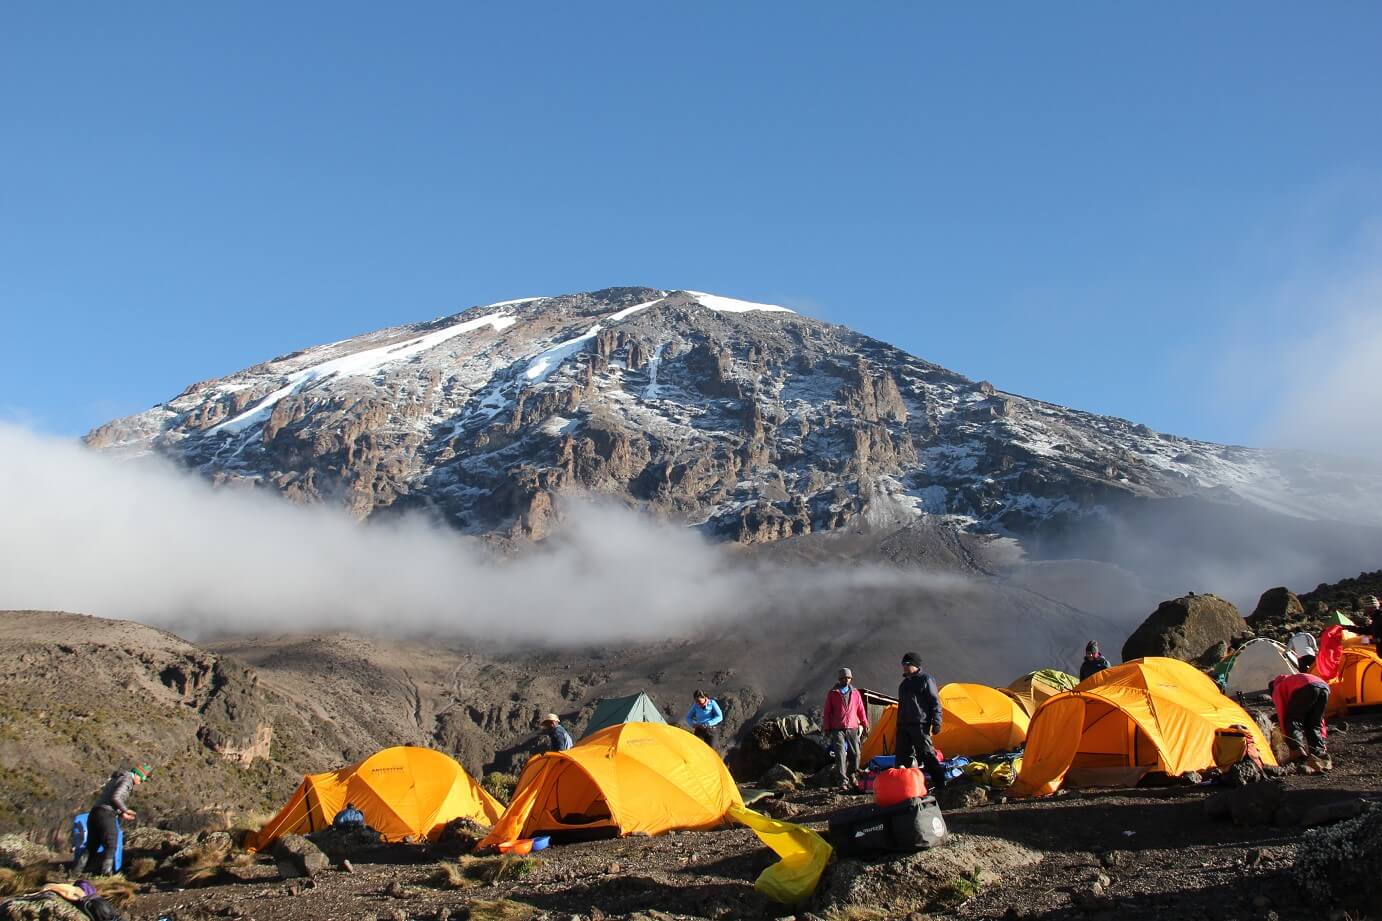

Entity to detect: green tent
[1327,611,1357,627]
[582,692,667,738]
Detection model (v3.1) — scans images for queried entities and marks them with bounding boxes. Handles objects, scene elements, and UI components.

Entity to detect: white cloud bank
[0,423,966,643]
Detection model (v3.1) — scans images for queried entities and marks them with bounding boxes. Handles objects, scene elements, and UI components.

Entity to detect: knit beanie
[131,763,153,781]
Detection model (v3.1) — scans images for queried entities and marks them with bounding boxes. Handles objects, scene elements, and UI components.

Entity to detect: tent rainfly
[1011,658,1277,797]
[477,722,743,849]
[582,692,667,738]
[1003,669,1080,716]
[859,683,1031,763]
[1324,646,1382,716]
[246,746,502,852]
[1211,638,1297,696]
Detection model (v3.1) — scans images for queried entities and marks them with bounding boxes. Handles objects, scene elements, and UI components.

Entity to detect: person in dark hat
[822,667,869,790]
[1079,641,1111,680]
[84,763,151,875]
[896,653,945,792]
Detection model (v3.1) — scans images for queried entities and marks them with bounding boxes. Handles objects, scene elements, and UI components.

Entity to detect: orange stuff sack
[874,767,927,807]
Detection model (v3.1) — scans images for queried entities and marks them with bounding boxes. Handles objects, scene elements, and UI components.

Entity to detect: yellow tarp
[246,746,503,852]
[477,722,742,850]
[859,683,1030,763]
[1011,657,1278,797]
[727,804,832,904]
[1325,645,1382,716]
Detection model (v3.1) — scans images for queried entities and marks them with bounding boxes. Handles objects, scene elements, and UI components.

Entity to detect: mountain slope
[86,287,1382,546]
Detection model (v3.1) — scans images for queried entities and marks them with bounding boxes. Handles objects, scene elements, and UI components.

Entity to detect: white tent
[1222,638,1297,695]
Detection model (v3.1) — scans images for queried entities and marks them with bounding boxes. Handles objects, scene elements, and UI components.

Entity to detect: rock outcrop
[1121,594,1251,665]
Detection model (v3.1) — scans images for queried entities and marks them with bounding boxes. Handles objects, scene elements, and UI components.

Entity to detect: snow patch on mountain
[687,291,795,314]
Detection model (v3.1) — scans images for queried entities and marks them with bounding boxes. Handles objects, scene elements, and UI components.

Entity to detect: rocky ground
[25,710,1366,921]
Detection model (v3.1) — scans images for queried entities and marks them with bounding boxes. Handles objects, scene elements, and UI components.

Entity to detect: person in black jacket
[84,764,150,875]
[1079,641,1111,681]
[896,652,946,792]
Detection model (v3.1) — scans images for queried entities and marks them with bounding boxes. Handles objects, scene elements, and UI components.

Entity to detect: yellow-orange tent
[246,746,503,852]
[1011,657,1277,798]
[1324,646,1382,716]
[1002,669,1080,716]
[859,683,1030,763]
[477,722,742,850]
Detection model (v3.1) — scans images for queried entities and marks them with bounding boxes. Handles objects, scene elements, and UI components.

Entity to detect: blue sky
[3,4,1381,444]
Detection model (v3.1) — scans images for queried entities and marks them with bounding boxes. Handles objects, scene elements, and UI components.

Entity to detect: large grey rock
[1249,587,1304,626]
[273,833,329,879]
[0,833,59,869]
[1122,594,1250,664]
[760,763,804,787]
[1204,781,1285,826]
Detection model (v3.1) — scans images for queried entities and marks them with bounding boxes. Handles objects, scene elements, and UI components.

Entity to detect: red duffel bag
[874,767,927,806]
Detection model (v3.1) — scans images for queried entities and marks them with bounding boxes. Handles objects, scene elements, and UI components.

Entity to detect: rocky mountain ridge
[85,287,1382,546]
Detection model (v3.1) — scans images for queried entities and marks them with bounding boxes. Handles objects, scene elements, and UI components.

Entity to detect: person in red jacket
[822,667,870,790]
[1269,673,1331,772]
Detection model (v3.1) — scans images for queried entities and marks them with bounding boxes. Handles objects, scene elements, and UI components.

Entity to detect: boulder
[759,764,804,787]
[0,834,59,869]
[1121,594,1250,665]
[273,834,329,879]
[939,781,990,809]
[1250,587,1304,626]
[1301,799,1366,828]
[1293,806,1382,911]
[725,715,828,781]
[1204,781,1285,826]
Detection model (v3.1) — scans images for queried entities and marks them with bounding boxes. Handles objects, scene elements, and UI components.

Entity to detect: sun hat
[542,713,560,724]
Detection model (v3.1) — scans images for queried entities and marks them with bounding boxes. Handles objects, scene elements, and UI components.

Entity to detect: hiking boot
[99,856,114,876]
[1316,755,1333,772]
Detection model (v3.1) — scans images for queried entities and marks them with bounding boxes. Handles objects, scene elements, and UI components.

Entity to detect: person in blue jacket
[685,689,724,750]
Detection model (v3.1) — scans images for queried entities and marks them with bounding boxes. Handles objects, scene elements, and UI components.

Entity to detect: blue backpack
[71,812,124,872]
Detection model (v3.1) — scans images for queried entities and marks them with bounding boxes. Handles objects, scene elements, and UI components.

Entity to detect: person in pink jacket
[822,667,870,789]
[1269,672,1331,772]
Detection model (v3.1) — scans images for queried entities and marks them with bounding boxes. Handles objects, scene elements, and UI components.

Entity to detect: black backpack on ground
[826,796,948,857]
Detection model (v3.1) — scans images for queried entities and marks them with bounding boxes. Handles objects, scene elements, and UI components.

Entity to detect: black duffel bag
[826,796,948,857]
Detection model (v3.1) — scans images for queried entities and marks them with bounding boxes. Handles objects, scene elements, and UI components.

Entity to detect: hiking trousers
[829,727,862,781]
[895,722,945,790]
[693,725,718,751]
[1284,683,1329,757]
[84,805,118,875]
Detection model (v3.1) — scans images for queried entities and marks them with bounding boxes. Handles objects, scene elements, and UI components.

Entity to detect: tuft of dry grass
[449,854,540,886]
[429,860,476,890]
[824,908,890,921]
[124,856,159,881]
[0,862,54,896]
[467,899,534,921]
[94,874,138,907]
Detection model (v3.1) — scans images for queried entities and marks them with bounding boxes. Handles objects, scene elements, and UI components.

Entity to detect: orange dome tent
[477,722,742,850]
[1324,646,1382,716]
[859,683,1030,763]
[1011,658,1276,797]
[246,746,502,852]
